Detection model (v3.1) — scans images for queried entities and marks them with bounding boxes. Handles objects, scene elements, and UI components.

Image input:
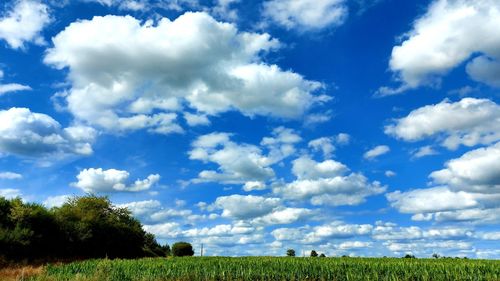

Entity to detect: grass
[23,256,500,281]
[0,265,43,281]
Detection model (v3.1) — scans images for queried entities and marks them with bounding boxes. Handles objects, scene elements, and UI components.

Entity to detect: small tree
[310,250,318,257]
[403,254,416,259]
[432,253,440,259]
[172,242,194,257]
[319,253,326,258]
[286,249,295,257]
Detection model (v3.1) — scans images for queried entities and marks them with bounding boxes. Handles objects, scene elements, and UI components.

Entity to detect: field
[11,257,498,281]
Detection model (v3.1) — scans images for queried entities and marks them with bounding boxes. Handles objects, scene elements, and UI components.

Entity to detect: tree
[403,254,416,259]
[310,250,318,257]
[172,242,194,257]
[319,253,326,258]
[286,249,295,257]
[432,253,440,259]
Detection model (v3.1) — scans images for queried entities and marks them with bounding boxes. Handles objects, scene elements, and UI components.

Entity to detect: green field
[29,257,500,281]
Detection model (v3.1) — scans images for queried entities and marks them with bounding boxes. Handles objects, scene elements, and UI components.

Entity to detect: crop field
[25,257,500,281]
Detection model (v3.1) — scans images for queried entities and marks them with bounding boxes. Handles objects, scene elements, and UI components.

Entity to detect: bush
[286,249,295,257]
[172,242,194,257]
[310,250,318,257]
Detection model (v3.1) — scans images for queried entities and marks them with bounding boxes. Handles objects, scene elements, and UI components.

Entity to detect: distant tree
[319,253,326,258]
[432,253,440,259]
[172,242,194,257]
[286,249,296,257]
[403,254,416,259]
[310,250,318,257]
[144,233,170,257]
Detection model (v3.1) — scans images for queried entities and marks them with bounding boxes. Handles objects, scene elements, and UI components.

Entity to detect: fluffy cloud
[273,221,372,244]
[0,172,22,180]
[381,0,500,93]
[72,168,160,193]
[0,0,51,49]
[0,68,31,96]
[0,188,22,199]
[430,142,500,193]
[0,108,96,158]
[214,195,281,220]
[386,187,479,214]
[388,142,500,223]
[43,195,71,208]
[363,145,390,160]
[385,98,500,149]
[262,0,348,31]
[189,128,300,184]
[275,156,385,206]
[412,145,438,158]
[45,13,324,134]
[307,133,349,159]
[81,0,200,12]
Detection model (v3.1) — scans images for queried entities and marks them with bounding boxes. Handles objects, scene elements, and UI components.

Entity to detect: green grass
[30,257,500,281]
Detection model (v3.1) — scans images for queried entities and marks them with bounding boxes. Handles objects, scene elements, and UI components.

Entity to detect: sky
[0,0,499,258]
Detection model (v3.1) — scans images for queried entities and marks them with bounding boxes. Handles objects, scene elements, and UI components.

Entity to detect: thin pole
[201,243,204,257]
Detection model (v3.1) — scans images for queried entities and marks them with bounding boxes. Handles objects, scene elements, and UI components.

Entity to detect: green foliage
[0,195,168,261]
[319,253,326,258]
[404,254,416,259]
[32,257,500,281]
[310,250,318,257]
[172,242,194,257]
[286,249,295,257]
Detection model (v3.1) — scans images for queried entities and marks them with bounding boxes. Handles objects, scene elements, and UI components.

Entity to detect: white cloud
[384,170,396,177]
[0,0,51,49]
[308,137,335,158]
[252,207,311,225]
[117,200,162,217]
[243,181,266,192]
[292,155,348,180]
[190,129,300,184]
[45,13,323,134]
[276,157,385,206]
[214,194,281,220]
[0,188,21,199]
[412,145,438,158]
[72,168,160,193]
[382,0,500,92]
[386,186,479,214]
[337,241,372,250]
[262,0,348,31]
[43,195,71,208]
[385,98,500,149]
[0,107,96,158]
[430,142,500,193]
[143,222,182,239]
[303,222,373,244]
[0,172,22,180]
[363,145,390,160]
[184,112,210,126]
[0,83,31,95]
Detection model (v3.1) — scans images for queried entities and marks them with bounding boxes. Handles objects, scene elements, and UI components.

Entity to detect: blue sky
[1,0,499,258]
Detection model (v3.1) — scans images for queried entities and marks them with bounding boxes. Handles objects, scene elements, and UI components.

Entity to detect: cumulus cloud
[43,195,71,208]
[273,221,372,244]
[213,195,281,220]
[388,142,500,224]
[0,0,51,49]
[430,142,500,193]
[45,13,324,134]
[386,186,479,214]
[189,128,300,184]
[0,172,22,180]
[381,0,500,93]
[0,68,31,96]
[412,145,438,158]
[307,134,350,159]
[0,108,96,158]
[385,98,500,149]
[275,156,385,206]
[72,168,160,193]
[0,188,22,199]
[363,145,390,160]
[262,0,348,31]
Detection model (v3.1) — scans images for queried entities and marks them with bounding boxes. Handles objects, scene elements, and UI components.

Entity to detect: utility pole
[200,243,204,257]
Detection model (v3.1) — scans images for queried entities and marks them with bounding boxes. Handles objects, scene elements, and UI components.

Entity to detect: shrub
[172,242,194,257]
[286,249,295,257]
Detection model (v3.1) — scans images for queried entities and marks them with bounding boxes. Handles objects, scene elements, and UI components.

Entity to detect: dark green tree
[310,250,318,257]
[286,249,295,257]
[319,253,326,258]
[172,242,194,257]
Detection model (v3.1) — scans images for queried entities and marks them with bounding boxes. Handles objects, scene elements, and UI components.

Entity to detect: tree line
[0,195,193,263]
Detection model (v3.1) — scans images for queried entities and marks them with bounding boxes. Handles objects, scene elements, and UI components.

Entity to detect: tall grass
[31,257,500,281]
